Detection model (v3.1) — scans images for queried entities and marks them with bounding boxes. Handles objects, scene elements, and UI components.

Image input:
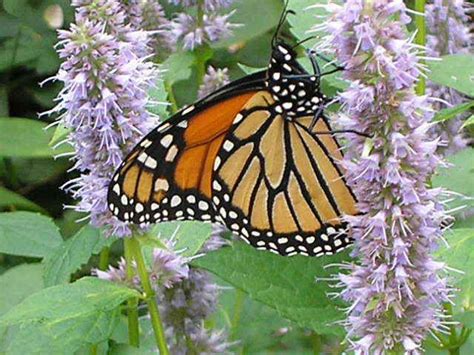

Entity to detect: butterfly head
[267,41,326,118]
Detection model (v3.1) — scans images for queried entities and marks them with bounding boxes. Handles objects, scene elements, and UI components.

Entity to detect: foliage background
[0,0,473,354]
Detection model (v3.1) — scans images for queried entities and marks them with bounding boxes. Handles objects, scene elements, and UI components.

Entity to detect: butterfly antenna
[291,36,317,50]
[272,0,294,46]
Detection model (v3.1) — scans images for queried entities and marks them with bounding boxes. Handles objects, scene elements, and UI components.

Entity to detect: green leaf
[432,148,474,213]
[43,226,115,287]
[436,228,474,310]
[0,277,139,354]
[288,0,338,49]
[193,242,350,336]
[454,310,474,329]
[433,101,474,123]
[0,264,44,317]
[0,186,47,214]
[48,123,71,147]
[461,115,474,129]
[0,117,70,158]
[151,221,212,257]
[428,55,474,96]
[148,77,170,120]
[0,211,62,258]
[162,51,195,86]
[216,0,284,47]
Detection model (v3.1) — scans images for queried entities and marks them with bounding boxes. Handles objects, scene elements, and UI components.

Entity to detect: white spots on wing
[223,140,234,152]
[198,201,209,210]
[298,90,306,97]
[187,195,196,204]
[306,236,315,244]
[213,156,221,171]
[157,122,170,132]
[334,239,342,247]
[165,145,179,162]
[283,63,292,72]
[284,54,291,61]
[177,120,188,128]
[121,195,128,206]
[282,102,293,110]
[229,211,238,219]
[160,134,173,148]
[212,180,222,191]
[144,156,158,169]
[275,105,283,114]
[272,85,281,93]
[135,203,144,213]
[320,233,329,242]
[234,113,244,124]
[272,72,281,80]
[182,105,195,115]
[171,195,181,207]
[140,139,152,148]
[113,184,120,195]
[138,152,148,163]
[151,203,159,211]
[278,237,288,244]
[154,178,169,192]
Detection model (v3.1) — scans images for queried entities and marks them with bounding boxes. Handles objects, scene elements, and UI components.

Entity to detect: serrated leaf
[0,264,44,317]
[433,101,474,123]
[151,221,212,257]
[432,148,474,213]
[0,186,47,214]
[42,226,115,287]
[0,277,139,355]
[0,117,70,158]
[0,211,62,258]
[428,55,474,96]
[193,242,350,336]
[436,228,474,309]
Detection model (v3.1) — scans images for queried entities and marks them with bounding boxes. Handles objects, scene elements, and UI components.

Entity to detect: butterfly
[107,10,359,257]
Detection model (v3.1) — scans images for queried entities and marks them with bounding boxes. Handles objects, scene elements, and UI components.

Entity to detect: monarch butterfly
[107,11,359,257]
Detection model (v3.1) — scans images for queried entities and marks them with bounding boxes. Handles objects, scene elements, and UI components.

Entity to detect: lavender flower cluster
[52,0,159,237]
[316,0,451,352]
[95,233,231,354]
[426,0,471,155]
[168,0,237,50]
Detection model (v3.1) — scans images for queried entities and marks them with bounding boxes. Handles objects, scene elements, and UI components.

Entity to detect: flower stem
[124,238,140,347]
[414,0,426,95]
[128,236,170,355]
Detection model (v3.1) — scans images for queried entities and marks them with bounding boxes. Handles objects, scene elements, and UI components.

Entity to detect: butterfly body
[108,40,357,257]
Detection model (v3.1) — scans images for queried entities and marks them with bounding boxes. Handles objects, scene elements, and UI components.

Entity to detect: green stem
[165,80,179,114]
[310,332,322,354]
[124,238,140,348]
[129,236,170,355]
[90,344,98,355]
[414,0,426,95]
[98,247,110,271]
[195,0,208,86]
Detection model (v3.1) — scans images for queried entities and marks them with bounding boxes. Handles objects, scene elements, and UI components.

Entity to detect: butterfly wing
[212,91,357,256]
[108,85,262,224]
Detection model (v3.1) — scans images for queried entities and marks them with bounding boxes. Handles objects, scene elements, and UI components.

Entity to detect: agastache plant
[167,0,237,50]
[51,0,158,237]
[426,0,472,155]
[314,0,451,352]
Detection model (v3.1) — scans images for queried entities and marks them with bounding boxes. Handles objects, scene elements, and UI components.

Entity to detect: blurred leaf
[163,51,195,86]
[0,211,62,258]
[237,63,263,75]
[432,148,474,211]
[0,14,20,39]
[0,86,8,117]
[151,221,212,257]
[0,277,139,354]
[454,310,474,329]
[436,228,474,311]
[216,0,284,47]
[194,242,350,336]
[29,81,61,109]
[43,226,115,287]
[0,117,70,158]
[0,186,47,213]
[48,123,70,147]
[0,263,44,317]
[288,0,338,49]
[148,78,170,120]
[433,101,474,123]
[11,157,71,185]
[461,115,474,129]
[428,55,474,97]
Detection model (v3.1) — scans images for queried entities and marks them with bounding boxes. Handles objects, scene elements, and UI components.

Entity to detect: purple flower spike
[52,0,160,237]
[316,0,451,353]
